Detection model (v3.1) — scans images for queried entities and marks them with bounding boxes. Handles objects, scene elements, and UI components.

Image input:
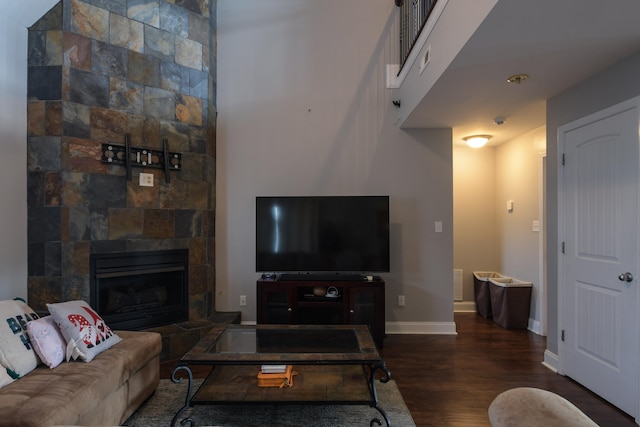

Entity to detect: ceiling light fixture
[463,135,491,148]
[507,74,529,84]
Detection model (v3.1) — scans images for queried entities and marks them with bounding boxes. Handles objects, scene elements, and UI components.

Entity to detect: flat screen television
[256,196,390,274]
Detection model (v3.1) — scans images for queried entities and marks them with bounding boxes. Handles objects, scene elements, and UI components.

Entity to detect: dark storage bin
[473,272,507,319]
[488,277,532,329]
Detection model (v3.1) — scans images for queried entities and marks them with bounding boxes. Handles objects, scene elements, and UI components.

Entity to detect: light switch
[506,200,514,213]
[532,220,541,232]
[435,221,443,233]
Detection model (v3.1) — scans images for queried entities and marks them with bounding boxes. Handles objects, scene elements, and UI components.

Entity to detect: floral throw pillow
[47,300,121,363]
[0,299,40,379]
[26,316,65,369]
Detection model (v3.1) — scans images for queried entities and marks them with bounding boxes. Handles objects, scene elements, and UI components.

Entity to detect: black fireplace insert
[90,249,189,330]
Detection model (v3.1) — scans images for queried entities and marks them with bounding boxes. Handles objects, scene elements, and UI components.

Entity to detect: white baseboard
[454,301,476,312]
[385,321,457,335]
[542,349,560,373]
[528,318,543,335]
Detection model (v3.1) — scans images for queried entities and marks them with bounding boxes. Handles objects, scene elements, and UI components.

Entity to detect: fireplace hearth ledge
[144,311,241,362]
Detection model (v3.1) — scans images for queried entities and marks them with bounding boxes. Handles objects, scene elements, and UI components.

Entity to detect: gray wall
[495,127,546,331]
[0,13,28,301]
[216,0,454,328]
[0,1,59,301]
[546,52,640,354]
[453,146,499,302]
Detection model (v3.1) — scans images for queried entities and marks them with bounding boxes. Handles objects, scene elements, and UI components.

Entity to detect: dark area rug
[124,378,415,427]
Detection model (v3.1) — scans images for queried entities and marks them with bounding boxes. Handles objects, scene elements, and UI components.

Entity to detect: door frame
[556,96,640,421]
[538,152,547,336]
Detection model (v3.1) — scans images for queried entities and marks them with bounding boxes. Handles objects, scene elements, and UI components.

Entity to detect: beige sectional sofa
[0,330,161,427]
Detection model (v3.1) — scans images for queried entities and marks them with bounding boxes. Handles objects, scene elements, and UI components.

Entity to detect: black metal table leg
[367,363,392,427]
[171,365,194,427]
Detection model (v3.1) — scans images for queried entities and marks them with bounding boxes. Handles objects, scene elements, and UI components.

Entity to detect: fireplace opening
[90,249,189,330]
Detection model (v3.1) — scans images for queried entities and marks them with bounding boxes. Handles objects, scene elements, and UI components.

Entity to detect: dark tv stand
[256,277,385,348]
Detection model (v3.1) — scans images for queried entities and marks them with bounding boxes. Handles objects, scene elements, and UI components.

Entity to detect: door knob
[618,272,634,282]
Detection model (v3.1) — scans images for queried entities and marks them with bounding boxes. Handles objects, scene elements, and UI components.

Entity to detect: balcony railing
[397,0,438,72]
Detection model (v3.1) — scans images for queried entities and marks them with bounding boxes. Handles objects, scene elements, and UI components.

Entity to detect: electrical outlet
[398,295,405,306]
[239,295,247,306]
[139,173,154,187]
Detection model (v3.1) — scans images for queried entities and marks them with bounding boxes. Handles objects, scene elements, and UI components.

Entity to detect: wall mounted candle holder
[101,134,182,183]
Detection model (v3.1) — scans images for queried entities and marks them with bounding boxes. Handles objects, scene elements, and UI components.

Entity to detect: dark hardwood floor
[381,312,636,427]
[160,313,636,427]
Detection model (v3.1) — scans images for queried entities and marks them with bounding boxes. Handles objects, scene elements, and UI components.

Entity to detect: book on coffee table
[257,365,297,388]
[260,364,287,374]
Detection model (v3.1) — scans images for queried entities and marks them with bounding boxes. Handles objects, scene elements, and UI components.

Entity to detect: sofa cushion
[47,300,121,362]
[0,330,161,427]
[0,299,40,379]
[27,316,66,369]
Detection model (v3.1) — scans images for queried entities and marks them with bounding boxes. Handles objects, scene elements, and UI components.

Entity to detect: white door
[560,98,640,419]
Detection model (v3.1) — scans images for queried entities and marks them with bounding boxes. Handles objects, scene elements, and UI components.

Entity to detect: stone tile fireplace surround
[26,0,234,359]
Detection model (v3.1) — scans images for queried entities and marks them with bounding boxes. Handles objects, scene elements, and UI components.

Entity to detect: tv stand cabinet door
[347,282,385,348]
[257,282,296,324]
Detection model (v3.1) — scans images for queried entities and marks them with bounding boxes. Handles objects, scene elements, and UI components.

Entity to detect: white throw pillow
[26,316,66,369]
[47,300,121,362]
[0,365,15,389]
[0,299,40,378]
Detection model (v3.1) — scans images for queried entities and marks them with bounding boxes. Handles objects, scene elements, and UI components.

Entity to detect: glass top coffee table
[170,324,392,426]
